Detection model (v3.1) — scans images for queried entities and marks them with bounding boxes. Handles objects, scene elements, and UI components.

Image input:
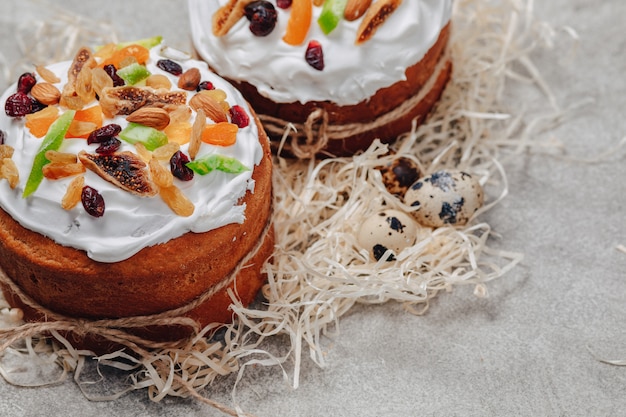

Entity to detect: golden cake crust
[227,23,452,158]
[0,111,274,346]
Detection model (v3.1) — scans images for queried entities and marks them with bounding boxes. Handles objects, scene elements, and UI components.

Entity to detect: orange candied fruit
[283,0,313,46]
[66,105,104,139]
[201,122,238,146]
[99,44,150,69]
[165,121,193,145]
[25,106,60,138]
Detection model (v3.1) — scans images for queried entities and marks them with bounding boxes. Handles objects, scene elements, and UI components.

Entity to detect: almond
[30,83,61,105]
[344,0,372,21]
[189,92,228,123]
[126,107,171,130]
[212,0,256,36]
[355,0,402,44]
[178,67,201,91]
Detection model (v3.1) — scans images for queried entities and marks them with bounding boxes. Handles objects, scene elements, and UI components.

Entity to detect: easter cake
[188,0,453,158]
[0,38,274,349]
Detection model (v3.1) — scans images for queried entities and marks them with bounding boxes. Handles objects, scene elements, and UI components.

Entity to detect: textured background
[0,1,625,416]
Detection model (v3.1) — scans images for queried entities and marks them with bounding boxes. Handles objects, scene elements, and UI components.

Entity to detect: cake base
[227,23,452,158]
[0,115,274,353]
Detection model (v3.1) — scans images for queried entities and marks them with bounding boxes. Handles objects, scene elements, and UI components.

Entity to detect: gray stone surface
[0,1,625,416]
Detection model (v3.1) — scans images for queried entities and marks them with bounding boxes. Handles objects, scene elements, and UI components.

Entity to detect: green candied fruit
[117,35,163,49]
[23,110,76,198]
[186,154,249,176]
[116,63,151,85]
[318,0,348,35]
[119,122,168,151]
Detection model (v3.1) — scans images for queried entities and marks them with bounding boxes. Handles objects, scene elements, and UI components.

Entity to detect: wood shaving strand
[0,0,578,414]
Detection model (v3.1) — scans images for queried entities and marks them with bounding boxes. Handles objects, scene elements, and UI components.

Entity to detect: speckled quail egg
[404,170,484,228]
[376,157,422,196]
[357,209,419,261]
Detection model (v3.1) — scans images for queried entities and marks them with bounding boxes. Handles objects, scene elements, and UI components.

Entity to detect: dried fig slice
[99,86,187,117]
[355,0,402,44]
[212,0,256,36]
[60,47,96,109]
[78,150,158,197]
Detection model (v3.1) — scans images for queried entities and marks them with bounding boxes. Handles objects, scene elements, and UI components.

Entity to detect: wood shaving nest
[0,0,580,412]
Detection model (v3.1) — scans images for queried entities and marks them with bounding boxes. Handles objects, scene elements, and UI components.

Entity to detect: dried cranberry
[305,40,324,71]
[87,124,122,144]
[0,130,5,145]
[30,97,47,114]
[17,72,37,94]
[229,105,250,128]
[276,0,292,8]
[196,81,215,91]
[170,150,194,181]
[103,64,125,87]
[5,92,32,117]
[96,137,122,155]
[157,59,183,76]
[244,1,277,37]
[81,186,105,218]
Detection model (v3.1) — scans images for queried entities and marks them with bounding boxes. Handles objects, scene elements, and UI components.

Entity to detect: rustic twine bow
[260,53,451,159]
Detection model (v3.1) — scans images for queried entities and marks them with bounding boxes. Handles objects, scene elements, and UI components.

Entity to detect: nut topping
[30,83,61,106]
[126,107,171,130]
[189,92,228,123]
[178,68,201,91]
[344,0,372,21]
[355,0,402,44]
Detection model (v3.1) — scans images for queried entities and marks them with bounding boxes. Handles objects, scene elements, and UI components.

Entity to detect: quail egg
[376,157,422,196]
[357,209,419,261]
[404,170,484,228]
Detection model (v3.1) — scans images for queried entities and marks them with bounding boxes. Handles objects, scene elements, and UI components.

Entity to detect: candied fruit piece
[5,92,32,117]
[196,81,215,91]
[201,122,238,146]
[100,44,150,69]
[87,123,122,144]
[157,59,183,76]
[305,40,325,71]
[103,64,125,87]
[277,0,292,8]
[61,175,85,210]
[283,0,312,46]
[229,105,250,128]
[17,72,37,94]
[96,138,122,155]
[23,110,76,198]
[81,185,105,217]
[245,1,278,37]
[318,0,348,35]
[67,105,104,139]
[159,184,194,217]
[170,150,194,181]
[117,63,151,85]
[25,106,60,138]
[164,121,192,145]
[42,162,86,180]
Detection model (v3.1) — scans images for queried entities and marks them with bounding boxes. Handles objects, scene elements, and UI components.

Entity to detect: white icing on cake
[0,44,263,263]
[188,0,452,106]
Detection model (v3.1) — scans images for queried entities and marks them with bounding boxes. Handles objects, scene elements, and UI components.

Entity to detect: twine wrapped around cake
[0,214,275,356]
[261,52,453,159]
[0,0,585,416]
